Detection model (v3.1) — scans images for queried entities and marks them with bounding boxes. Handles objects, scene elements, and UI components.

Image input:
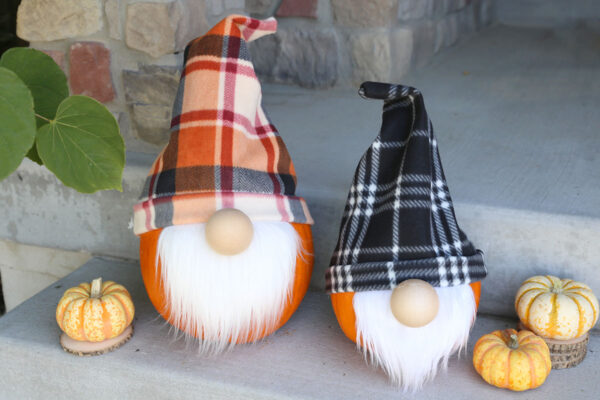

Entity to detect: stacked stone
[16,0,244,150]
[15,0,494,150]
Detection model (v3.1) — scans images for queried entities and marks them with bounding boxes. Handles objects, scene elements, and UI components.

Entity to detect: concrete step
[0,239,90,312]
[1,25,599,319]
[496,0,600,27]
[0,257,597,399]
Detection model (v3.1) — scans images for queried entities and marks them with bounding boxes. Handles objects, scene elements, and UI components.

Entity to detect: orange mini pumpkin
[331,282,481,343]
[473,329,551,391]
[140,223,314,342]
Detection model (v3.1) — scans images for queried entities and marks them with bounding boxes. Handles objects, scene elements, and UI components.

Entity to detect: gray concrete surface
[1,257,598,399]
[1,25,599,319]
[0,152,152,260]
[273,24,600,220]
[0,239,90,312]
[496,0,600,27]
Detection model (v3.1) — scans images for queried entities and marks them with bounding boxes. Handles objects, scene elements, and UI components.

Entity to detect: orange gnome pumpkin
[139,222,314,343]
[325,82,488,391]
[133,16,314,352]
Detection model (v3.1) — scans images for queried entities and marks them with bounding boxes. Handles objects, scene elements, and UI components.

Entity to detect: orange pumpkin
[473,329,551,391]
[139,223,314,342]
[331,281,481,343]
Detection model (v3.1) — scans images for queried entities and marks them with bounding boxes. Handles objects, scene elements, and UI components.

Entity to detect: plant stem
[35,113,51,123]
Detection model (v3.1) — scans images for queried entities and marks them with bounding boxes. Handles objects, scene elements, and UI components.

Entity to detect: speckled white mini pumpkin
[56,278,135,342]
[515,275,598,340]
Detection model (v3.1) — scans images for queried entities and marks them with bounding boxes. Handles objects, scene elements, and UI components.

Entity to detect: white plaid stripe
[331,241,473,257]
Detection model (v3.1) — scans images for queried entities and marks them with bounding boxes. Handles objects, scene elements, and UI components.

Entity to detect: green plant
[0,47,124,193]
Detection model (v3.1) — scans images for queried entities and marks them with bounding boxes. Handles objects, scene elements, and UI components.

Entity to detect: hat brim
[326,250,486,293]
[134,191,313,236]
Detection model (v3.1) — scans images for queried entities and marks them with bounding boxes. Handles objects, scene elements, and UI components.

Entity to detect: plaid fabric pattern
[134,15,313,236]
[326,82,486,293]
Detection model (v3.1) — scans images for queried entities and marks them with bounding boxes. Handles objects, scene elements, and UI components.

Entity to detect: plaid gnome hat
[326,82,487,293]
[133,15,313,235]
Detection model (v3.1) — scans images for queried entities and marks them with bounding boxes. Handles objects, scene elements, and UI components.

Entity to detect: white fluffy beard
[156,221,299,354]
[353,284,476,392]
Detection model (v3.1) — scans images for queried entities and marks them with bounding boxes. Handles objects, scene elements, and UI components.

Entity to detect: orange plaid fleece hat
[133,15,313,236]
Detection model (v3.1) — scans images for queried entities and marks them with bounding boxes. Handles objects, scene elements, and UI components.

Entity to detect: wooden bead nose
[390,279,439,327]
[205,208,254,255]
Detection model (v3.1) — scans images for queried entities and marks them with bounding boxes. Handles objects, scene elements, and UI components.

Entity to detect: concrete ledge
[0,152,153,260]
[0,239,90,312]
[0,257,598,399]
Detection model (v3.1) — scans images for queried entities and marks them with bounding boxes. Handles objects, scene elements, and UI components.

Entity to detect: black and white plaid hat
[326,82,487,294]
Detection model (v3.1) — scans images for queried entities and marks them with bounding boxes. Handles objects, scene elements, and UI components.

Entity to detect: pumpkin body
[331,281,481,343]
[139,223,314,342]
[56,280,135,342]
[473,329,551,391]
[515,275,599,340]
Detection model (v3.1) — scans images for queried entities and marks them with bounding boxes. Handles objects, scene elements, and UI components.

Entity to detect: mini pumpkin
[515,275,599,340]
[331,281,481,343]
[139,223,314,342]
[473,329,551,391]
[56,277,135,342]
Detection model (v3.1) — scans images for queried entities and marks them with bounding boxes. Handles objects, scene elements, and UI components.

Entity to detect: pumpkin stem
[90,277,103,298]
[551,280,563,293]
[508,333,519,349]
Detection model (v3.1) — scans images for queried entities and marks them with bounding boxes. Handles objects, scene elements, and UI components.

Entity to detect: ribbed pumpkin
[139,223,314,342]
[473,329,551,391]
[331,281,481,343]
[515,275,599,340]
[56,278,135,342]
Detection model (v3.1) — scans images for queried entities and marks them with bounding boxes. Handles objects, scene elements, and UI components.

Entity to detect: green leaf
[0,67,36,180]
[37,96,125,193]
[26,142,43,165]
[0,47,68,127]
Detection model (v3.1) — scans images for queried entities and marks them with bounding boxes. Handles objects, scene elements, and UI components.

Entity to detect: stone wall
[15,0,495,153]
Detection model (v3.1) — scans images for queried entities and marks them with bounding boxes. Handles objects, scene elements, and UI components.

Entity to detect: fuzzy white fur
[353,284,476,391]
[157,221,299,354]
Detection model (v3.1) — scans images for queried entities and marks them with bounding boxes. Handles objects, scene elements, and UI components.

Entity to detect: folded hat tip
[359,81,420,101]
[229,14,278,42]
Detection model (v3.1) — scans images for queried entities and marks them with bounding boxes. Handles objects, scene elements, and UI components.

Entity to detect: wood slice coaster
[60,324,133,356]
[517,322,588,369]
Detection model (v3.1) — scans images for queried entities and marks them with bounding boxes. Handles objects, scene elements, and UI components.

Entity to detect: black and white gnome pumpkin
[327,82,487,391]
